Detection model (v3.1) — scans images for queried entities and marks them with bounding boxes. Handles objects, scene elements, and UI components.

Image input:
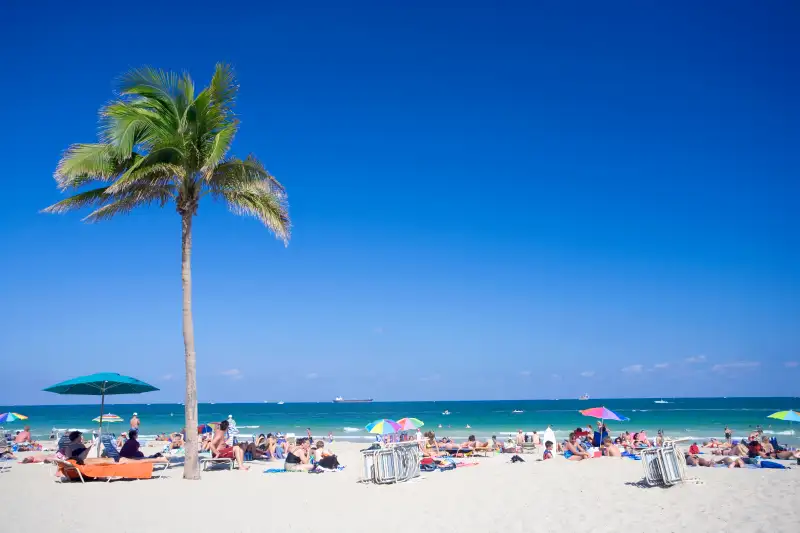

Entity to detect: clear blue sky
[1,0,798,404]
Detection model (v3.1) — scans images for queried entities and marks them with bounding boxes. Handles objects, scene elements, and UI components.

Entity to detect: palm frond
[83,185,174,222]
[209,63,238,116]
[41,187,110,214]
[55,143,131,191]
[105,147,185,194]
[202,122,237,172]
[216,181,290,243]
[207,155,284,193]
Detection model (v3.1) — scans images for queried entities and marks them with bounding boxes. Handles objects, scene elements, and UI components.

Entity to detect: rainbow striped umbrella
[0,412,28,424]
[365,419,401,435]
[396,417,424,430]
[768,410,800,422]
[92,414,123,423]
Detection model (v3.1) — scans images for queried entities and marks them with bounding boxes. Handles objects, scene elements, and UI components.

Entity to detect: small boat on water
[442,410,451,415]
[654,399,669,404]
[277,401,285,405]
[579,393,590,400]
[512,410,524,414]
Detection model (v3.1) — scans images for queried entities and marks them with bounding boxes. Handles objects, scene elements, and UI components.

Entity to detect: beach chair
[0,457,12,474]
[199,452,234,471]
[521,441,537,455]
[53,458,155,483]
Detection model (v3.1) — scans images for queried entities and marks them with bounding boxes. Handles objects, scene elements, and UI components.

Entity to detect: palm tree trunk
[181,212,200,479]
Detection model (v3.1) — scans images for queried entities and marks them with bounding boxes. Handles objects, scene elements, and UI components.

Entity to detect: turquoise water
[2,397,798,444]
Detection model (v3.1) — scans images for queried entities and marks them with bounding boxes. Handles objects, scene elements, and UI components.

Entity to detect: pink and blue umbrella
[580,407,629,422]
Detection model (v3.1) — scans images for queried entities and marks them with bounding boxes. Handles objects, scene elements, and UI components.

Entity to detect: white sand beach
[3,442,798,533]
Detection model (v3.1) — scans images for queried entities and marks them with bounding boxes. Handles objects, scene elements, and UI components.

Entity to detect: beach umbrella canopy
[0,412,28,424]
[92,414,123,423]
[767,410,800,422]
[579,407,629,422]
[365,419,401,435]
[198,424,213,434]
[44,372,158,456]
[396,417,424,430]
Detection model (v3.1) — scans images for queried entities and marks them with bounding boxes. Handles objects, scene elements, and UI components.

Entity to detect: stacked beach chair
[361,441,421,484]
[641,441,686,487]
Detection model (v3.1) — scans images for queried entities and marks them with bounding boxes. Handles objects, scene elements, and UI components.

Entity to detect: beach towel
[760,460,787,469]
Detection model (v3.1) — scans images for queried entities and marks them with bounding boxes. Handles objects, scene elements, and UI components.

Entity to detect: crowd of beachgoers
[4,410,799,483]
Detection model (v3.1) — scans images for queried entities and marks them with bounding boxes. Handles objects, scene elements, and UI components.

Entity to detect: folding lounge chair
[200,452,234,471]
[521,442,537,455]
[53,458,155,483]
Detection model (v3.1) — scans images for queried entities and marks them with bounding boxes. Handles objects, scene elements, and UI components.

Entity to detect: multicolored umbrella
[579,406,629,422]
[365,419,401,435]
[396,417,424,430]
[767,410,800,422]
[92,414,123,423]
[0,412,28,424]
[197,424,214,434]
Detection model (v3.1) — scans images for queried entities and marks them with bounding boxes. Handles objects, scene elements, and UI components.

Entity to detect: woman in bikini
[563,433,591,461]
[284,438,316,471]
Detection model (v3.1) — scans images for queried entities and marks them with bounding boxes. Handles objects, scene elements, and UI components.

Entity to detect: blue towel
[264,468,286,473]
[760,460,787,469]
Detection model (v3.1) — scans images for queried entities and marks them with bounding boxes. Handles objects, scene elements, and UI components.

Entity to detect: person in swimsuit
[284,438,315,471]
[210,420,247,470]
[563,433,591,461]
[129,413,140,433]
[601,437,621,457]
[724,426,732,444]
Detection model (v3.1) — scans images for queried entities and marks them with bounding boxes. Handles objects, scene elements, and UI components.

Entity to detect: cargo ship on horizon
[333,396,373,403]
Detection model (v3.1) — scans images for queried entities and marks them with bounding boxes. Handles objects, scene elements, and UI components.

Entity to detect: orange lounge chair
[55,459,154,483]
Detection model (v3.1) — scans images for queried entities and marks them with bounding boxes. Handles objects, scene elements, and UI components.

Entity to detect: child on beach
[543,441,553,460]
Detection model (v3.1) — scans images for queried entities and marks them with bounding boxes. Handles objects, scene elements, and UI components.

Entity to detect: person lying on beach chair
[209,420,248,470]
[562,433,591,461]
[117,431,168,464]
[462,435,492,452]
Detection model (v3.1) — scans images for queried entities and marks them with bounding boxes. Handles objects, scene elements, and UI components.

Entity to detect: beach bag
[510,454,525,463]
[759,460,787,469]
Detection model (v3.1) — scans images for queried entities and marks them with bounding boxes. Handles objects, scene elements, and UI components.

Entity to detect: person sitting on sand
[423,432,441,457]
[516,429,524,447]
[116,433,127,449]
[314,440,332,462]
[210,420,248,470]
[563,433,591,461]
[14,426,32,444]
[542,441,554,460]
[714,439,749,457]
[284,438,317,472]
[532,431,540,446]
[601,437,621,457]
[688,442,700,455]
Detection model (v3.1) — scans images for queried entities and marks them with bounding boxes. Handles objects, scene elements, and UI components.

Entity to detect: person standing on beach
[724,426,732,443]
[130,413,140,433]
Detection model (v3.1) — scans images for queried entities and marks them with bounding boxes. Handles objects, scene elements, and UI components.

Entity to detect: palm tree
[43,65,290,479]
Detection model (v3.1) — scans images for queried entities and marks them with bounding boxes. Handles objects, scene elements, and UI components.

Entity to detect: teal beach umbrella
[44,372,158,455]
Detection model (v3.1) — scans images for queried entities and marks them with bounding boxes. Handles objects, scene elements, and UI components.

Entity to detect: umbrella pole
[97,387,106,458]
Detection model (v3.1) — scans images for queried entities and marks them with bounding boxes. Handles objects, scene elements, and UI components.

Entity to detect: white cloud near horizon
[419,374,440,382]
[685,355,707,363]
[621,364,643,373]
[711,361,760,372]
[551,374,562,380]
[160,374,173,381]
[653,363,669,369]
[580,371,595,378]
[221,369,243,380]
[785,361,799,368]
[306,372,319,380]
[519,370,532,377]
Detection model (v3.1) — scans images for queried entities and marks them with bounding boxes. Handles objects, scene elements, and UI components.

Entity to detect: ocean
[2,397,797,444]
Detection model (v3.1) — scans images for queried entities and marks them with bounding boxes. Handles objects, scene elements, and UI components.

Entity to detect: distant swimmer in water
[466,424,471,429]
[438,424,442,428]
